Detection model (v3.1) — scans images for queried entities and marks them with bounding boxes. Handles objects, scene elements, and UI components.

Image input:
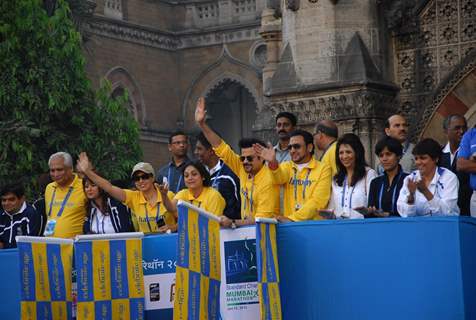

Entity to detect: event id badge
[44,219,57,236]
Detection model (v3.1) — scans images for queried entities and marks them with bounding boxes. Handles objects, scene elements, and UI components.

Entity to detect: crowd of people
[1,98,474,248]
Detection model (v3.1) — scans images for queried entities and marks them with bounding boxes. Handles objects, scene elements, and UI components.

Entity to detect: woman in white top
[397,138,459,217]
[327,133,377,219]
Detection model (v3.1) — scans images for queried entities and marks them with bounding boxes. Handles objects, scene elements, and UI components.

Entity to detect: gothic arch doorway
[205,79,258,151]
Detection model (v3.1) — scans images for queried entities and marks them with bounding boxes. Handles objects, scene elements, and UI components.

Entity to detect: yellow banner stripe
[260,223,267,283]
[61,244,73,301]
[112,299,130,320]
[21,302,36,320]
[92,240,112,301]
[188,210,200,273]
[208,220,221,280]
[126,238,144,298]
[77,301,95,320]
[32,242,51,301]
[199,276,210,320]
[269,224,280,281]
[173,266,189,320]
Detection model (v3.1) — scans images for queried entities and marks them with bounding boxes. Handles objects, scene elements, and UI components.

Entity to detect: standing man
[274,112,297,163]
[0,184,43,248]
[157,130,190,193]
[194,132,241,220]
[45,152,87,238]
[195,97,279,228]
[254,130,332,221]
[314,120,338,177]
[382,114,416,173]
[440,115,470,215]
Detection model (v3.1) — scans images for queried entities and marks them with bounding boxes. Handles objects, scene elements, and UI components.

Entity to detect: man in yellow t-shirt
[44,152,87,238]
[255,130,332,221]
[195,97,279,228]
[314,120,338,178]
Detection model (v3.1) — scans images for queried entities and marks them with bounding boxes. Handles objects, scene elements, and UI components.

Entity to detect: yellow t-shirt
[214,141,280,219]
[123,186,175,234]
[321,141,338,178]
[45,174,87,238]
[174,187,225,216]
[270,158,332,221]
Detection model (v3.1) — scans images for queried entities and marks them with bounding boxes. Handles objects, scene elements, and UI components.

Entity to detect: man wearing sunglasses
[254,130,332,221]
[195,97,280,228]
[77,153,176,234]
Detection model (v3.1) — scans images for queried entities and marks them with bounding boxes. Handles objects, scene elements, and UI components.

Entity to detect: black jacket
[83,197,134,234]
[0,203,42,248]
[210,161,241,220]
[440,150,471,216]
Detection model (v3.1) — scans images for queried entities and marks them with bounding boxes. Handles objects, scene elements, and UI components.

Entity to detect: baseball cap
[131,162,155,178]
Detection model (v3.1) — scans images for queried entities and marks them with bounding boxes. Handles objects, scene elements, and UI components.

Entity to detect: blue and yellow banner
[256,219,282,320]
[17,236,74,320]
[74,233,145,320]
[174,201,221,320]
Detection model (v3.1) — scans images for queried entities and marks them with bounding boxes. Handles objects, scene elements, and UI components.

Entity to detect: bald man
[377,114,416,174]
[314,120,338,177]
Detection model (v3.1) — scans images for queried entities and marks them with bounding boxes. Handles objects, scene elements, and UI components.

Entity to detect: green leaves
[0,0,142,199]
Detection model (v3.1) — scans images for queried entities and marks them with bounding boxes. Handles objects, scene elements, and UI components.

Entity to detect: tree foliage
[0,0,142,198]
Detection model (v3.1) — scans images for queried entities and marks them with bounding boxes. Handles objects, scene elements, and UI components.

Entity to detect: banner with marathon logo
[17,236,74,320]
[74,232,145,320]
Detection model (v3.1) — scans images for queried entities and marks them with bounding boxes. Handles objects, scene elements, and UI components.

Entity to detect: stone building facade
[80,0,475,167]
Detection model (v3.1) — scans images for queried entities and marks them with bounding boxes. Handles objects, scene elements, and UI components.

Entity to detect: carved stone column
[259,8,282,94]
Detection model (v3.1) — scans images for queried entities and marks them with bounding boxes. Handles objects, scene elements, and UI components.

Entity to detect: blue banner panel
[277,217,469,320]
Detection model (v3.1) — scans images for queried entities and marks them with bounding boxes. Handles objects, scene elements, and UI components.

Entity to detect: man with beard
[157,131,190,193]
[379,114,416,174]
[274,112,297,163]
[195,97,279,228]
[254,130,332,221]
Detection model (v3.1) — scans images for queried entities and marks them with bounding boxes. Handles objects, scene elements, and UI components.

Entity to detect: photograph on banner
[220,226,260,320]
[141,234,177,319]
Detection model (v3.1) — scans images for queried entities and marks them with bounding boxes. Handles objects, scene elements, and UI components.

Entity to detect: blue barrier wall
[1,217,475,320]
[278,217,475,320]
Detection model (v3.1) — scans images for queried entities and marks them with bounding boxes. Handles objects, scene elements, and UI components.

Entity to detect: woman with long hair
[82,175,134,234]
[326,133,377,219]
[160,160,225,216]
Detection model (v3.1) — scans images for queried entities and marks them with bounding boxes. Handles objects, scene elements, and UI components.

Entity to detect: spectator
[82,175,134,234]
[314,120,339,177]
[160,161,226,216]
[195,97,280,228]
[254,129,332,221]
[397,138,459,217]
[195,132,241,219]
[379,114,416,173]
[274,112,297,163]
[77,153,176,234]
[157,131,190,193]
[0,184,42,248]
[45,152,87,238]
[367,137,409,217]
[457,125,476,217]
[327,134,377,219]
[440,115,471,215]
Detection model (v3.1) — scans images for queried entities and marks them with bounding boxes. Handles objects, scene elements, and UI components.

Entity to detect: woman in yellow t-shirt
[160,161,225,217]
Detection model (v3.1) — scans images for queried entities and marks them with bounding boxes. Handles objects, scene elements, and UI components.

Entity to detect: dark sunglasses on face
[133,173,152,182]
[240,155,256,162]
[288,143,303,150]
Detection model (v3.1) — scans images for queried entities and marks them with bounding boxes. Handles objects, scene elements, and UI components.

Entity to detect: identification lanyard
[243,177,254,216]
[168,167,183,193]
[378,172,402,214]
[319,141,335,161]
[340,176,355,209]
[144,203,161,233]
[48,187,73,218]
[293,168,311,209]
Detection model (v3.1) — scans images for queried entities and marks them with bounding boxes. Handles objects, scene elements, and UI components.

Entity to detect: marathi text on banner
[256,219,282,320]
[74,233,145,320]
[17,236,74,320]
[174,201,221,320]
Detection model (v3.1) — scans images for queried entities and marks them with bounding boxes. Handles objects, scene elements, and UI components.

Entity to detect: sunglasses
[133,173,152,182]
[287,144,303,150]
[240,155,256,162]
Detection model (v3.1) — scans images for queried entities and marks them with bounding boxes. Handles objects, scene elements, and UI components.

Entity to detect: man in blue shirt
[457,126,476,217]
[156,130,190,193]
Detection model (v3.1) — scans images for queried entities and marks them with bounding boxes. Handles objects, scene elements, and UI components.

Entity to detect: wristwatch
[231,219,237,229]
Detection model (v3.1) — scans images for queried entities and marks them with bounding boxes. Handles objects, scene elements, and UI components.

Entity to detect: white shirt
[327,168,377,219]
[90,204,115,234]
[442,142,458,166]
[396,167,460,217]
